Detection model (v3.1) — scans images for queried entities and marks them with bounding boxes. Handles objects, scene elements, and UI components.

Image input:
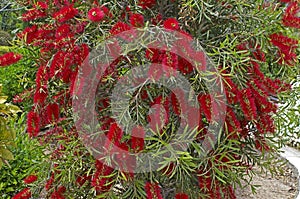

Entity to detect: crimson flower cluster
[0,52,22,67]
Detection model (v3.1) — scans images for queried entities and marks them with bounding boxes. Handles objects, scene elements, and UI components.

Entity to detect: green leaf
[0,96,7,104]
[0,147,14,160]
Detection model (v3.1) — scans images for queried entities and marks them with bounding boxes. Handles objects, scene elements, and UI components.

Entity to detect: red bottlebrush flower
[27,110,40,137]
[22,9,47,21]
[110,21,132,36]
[92,160,115,192]
[76,174,91,186]
[252,44,266,62]
[198,170,212,190]
[178,57,193,75]
[45,172,55,191]
[170,92,180,115]
[50,187,66,199]
[249,60,265,80]
[228,185,237,199]
[104,123,124,152]
[255,137,270,152]
[33,85,48,104]
[163,18,180,30]
[161,162,175,176]
[100,5,111,16]
[198,94,212,122]
[237,88,257,121]
[256,114,276,134]
[55,24,72,40]
[0,52,22,67]
[145,48,161,63]
[23,175,38,184]
[46,103,60,123]
[130,13,145,27]
[162,51,178,69]
[282,2,300,29]
[145,182,163,199]
[269,33,298,65]
[148,63,163,81]
[152,13,163,25]
[225,108,242,138]
[248,79,277,114]
[17,25,38,44]
[75,21,88,34]
[12,188,31,199]
[222,76,239,104]
[131,125,145,152]
[35,1,48,10]
[88,7,105,22]
[175,193,189,199]
[237,41,266,62]
[53,4,78,23]
[138,0,156,9]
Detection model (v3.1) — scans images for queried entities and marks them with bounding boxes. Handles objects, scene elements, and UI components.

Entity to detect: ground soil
[235,159,299,199]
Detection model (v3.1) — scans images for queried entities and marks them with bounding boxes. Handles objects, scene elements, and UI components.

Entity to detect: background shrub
[0,113,46,199]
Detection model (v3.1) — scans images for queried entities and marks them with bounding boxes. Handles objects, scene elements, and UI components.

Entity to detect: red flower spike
[76,174,91,186]
[175,193,189,199]
[12,188,31,199]
[55,24,72,40]
[46,103,60,123]
[163,18,180,30]
[33,85,48,105]
[104,123,124,152]
[151,13,163,25]
[53,4,78,23]
[27,111,40,137]
[92,161,115,192]
[45,172,55,191]
[237,88,257,121]
[23,175,38,184]
[35,1,48,10]
[131,126,145,152]
[178,57,193,75]
[0,52,22,67]
[110,22,131,35]
[138,0,156,9]
[228,185,237,199]
[145,182,163,199]
[88,7,105,22]
[270,33,298,66]
[225,108,242,137]
[130,13,145,27]
[17,25,38,44]
[198,94,212,122]
[161,162,175,176]
[282,2,300,29]
[22,9,47,21]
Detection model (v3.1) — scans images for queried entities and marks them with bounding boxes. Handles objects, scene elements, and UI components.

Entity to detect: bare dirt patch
[235,160,299,199]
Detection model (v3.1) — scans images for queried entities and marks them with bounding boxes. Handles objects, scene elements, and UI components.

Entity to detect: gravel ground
[235,160,299,199]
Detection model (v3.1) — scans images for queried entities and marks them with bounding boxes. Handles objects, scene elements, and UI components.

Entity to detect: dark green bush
[0,30,12,46]
[0,113,46,199]
[0,46,37,105]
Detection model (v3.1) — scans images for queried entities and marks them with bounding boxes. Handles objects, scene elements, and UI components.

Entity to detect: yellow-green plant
[0,84,20,168]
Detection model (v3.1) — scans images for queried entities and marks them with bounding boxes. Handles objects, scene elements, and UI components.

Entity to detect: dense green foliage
[0,46,37,104]
[0,113,45,199]
[0,84,20,168]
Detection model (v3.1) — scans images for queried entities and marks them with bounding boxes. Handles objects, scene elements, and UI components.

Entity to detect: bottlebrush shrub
[9,0,300,198]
